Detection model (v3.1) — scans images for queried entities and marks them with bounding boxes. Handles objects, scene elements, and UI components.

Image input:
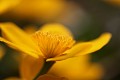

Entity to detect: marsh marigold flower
[0,22,111,61]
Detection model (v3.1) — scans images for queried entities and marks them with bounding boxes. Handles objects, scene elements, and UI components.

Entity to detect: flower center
[32,31,75,58]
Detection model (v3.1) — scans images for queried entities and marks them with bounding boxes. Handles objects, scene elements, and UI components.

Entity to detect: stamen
[32,31,75,59]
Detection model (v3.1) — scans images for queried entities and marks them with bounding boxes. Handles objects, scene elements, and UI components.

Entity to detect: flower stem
[33,61,55,80]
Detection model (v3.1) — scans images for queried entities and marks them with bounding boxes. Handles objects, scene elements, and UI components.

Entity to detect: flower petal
[20,55,44,80]
[0,37,39,58]
[46,43,92,61]
[0,22,40,55]
[78,32,112,55]
[85,64,103,80]
[40,23,72,36]
[49,55,103,80]
[0,0,20,14]
[0,22,36,48]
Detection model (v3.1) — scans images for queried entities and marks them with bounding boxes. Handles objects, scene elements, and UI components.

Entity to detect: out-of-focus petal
[40,23,72,36]
[9,0,66,21]
[0,0,20,14]
[49,55,103,80]
[37,74,68,80]
[85,64,104,80]
[46,43,92,61]
[20,55,44,80]
[0,37,39,58]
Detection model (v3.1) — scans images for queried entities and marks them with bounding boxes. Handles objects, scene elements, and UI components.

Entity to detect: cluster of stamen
[32,31,75,58]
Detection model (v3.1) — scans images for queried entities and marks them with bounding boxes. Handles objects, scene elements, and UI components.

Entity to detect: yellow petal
[20,55,44,80]
[79,32,112,55]
[40,23,72,36]
[0,22,41,56]
[37,74,68,80]
[85,64,104,80]
[46,43,92,61]
[0,22,37,49]
[0,37,38,58]
[72,32,112,56]
[0,0,20,14]
[49,55,103,80]
[10,0,66,21]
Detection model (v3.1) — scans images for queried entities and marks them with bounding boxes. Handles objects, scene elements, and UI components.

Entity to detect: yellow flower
[7,0,67,21]
[49,55,103,80]
[0,0,20,14]
[1,23,111,80]
[0,22,111,61]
